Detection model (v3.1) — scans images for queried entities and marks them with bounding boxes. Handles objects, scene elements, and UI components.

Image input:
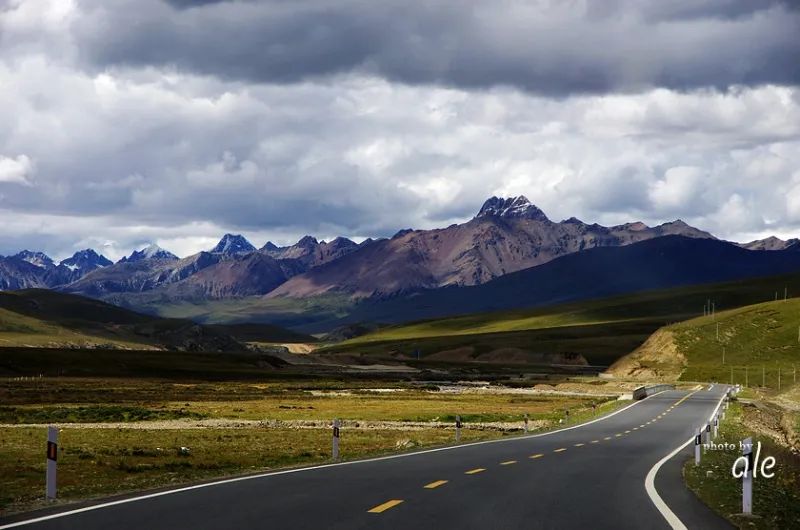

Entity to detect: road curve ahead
[1,386,732,530]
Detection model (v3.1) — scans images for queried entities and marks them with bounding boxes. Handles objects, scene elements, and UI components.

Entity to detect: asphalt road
[1,386,733,530]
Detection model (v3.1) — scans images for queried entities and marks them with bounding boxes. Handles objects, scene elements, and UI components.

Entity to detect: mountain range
[1,196,798,318]
[331,235,800,328]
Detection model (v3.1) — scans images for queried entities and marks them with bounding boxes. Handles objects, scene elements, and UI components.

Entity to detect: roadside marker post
[742,437,753,515]
[332,419,340,462]
[704,423,711,446]
[694,428,702,466]
[455,415,462,443]
[713,416,718,439]
[46,426,58,499]
[523,413,529,434]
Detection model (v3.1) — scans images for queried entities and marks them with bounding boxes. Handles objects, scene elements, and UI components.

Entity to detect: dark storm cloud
[2,0,800,260]
[72,0,800,96]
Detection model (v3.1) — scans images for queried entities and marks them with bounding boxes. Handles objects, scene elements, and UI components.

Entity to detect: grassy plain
[0,376,622,516]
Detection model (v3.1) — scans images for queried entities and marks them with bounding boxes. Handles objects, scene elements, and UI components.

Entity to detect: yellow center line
[368,500,404,513]
[604,436,612,440]
[673,390,699,407]
[625,430,631,434]
[465,468,486,475]
[633,427,638,431]
[590,440,599,444]
[615,434,622,437]
[574,443,585,447]
[500,460,517,466]
[530,453,544,459]
[554,448,567,453]
[640,424,645,428]
[424,480,448,489]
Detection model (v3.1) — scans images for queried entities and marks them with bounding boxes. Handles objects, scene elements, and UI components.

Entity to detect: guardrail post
[46,426,58,499]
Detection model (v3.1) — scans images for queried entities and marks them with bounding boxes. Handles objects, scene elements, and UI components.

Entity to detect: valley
[3,197,800,528]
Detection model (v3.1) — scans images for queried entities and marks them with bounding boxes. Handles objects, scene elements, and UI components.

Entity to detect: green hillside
[324,270,800,368]
[0,306,151,349]
[0,290,312,352]
[673,299,800,387]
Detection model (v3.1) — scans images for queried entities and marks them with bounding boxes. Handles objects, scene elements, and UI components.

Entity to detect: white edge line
[1,390,667,529]
[644,387,728,530]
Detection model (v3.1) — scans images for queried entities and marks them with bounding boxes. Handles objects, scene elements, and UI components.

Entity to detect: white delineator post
[742,437,753,515]
[713,415,719,440]
[694,428,702,466]
[46,426,58,499]
[455,415,462,443]
[332,419,340,462]
[523,413,529,434]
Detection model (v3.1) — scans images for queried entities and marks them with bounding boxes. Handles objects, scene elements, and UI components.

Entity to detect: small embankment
[605,329,685,381]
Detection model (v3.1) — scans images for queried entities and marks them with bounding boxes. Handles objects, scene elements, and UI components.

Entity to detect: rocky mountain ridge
[0,196,794,304]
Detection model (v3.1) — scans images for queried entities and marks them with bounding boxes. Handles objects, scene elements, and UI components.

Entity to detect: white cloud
[0,154,33,185]
[648,166,706,213]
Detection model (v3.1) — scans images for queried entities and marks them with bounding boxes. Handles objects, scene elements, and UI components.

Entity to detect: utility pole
[785,286,788,300]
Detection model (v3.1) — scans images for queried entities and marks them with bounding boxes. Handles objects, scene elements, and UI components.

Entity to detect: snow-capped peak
[211,234,256,255]
[122,243,179,263]
[476,196,550,222]
[59,249,113,272]
[13,250,55,269]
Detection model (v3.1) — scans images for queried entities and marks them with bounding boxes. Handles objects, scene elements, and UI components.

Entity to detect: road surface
[1,386,732,529]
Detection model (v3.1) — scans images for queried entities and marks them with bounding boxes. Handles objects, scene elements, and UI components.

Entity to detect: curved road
[1,386,732,530]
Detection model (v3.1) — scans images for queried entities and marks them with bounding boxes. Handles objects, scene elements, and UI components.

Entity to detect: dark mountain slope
[267,196,714,299]
[338,236,800,326]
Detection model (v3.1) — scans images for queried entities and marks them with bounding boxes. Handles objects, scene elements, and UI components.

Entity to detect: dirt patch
[740,400,800,453]
[0,418,545,433]
[282,343,317,354]
[605,329,685,381]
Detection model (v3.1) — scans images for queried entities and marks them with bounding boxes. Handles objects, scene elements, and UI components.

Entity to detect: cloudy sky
[1,0,799,261]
